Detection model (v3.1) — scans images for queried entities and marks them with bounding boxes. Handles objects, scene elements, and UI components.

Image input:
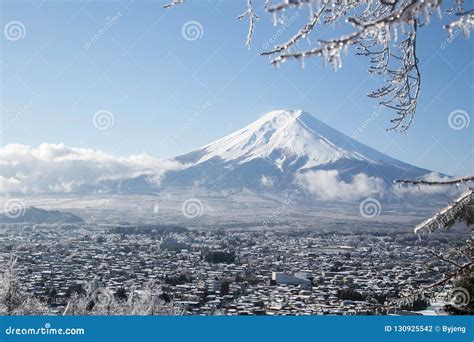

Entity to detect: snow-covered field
[0,188,444,230]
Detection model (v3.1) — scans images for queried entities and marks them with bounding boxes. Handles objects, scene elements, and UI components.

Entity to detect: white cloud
[0,176,26,193]
[260,175,275,188]
[295,169,385,201]
[0,143,183,194]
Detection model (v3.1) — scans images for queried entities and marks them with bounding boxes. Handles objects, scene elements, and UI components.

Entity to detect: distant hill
[0,206,84,224]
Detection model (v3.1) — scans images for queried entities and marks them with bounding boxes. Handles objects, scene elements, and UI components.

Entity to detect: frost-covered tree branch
[426,261,472,289]
[367,21,420,130]
[263,0,435,131]
[163,0,185,9]
[413,190,473,233]
[238,0,260,48]
[391,174,473,312]
[427,248,463,268]
[261,3,328,56]
[395,175,474,186]
[444,9,474,37]
[164,0,472,131]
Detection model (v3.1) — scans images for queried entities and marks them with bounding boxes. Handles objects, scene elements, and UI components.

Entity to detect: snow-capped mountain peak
[178,109,377,169]
[168,109,431,193]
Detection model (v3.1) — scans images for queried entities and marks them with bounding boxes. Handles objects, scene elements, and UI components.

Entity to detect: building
[271,271,312,289]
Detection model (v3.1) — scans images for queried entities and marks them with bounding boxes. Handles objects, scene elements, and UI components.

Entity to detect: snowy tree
[14,296,48,315]
[62,280,184,316]
[393,177,473,313]
[0,258,24,315]
[164,0,473,131]
[0,257,47,315]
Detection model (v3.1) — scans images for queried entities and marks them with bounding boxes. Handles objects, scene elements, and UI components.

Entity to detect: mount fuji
[1,110,439,202]
[157,109,431,197]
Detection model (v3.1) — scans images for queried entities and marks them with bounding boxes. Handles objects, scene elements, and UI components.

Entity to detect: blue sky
[1,0,473,176]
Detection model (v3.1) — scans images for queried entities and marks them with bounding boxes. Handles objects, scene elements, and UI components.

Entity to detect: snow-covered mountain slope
[178,110,379,167]
[1,110,437,200]
[161,110,431,194]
